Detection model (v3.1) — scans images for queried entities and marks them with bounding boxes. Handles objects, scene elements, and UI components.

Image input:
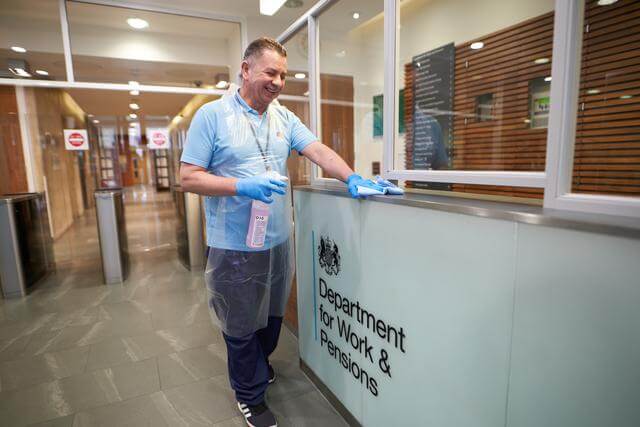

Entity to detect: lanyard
[242,110,272,172]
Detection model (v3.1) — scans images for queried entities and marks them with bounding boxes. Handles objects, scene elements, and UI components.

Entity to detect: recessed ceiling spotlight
[620,95,632,99]
[303,90,309,96]
[352,12,360,19]
[587,89,600,95]
[544,76,552,82]
[129,103,140,110]
[128,81,139,87]
[534,57,550,65]
[129,90,139,96]
[260,0,287,16]
[597,0,618,5]
[127,18,149,29]
[470,42,484,50]
[10,46,26,53]
[129,113,137,119]
[215,80,228,89]
[294,72,306,79]
[93,119,100,124]
[35,69,49,76]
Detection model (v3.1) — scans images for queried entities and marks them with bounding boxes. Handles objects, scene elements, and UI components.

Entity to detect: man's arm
[180,163,287,203]
[180,163,237,196]
[300,141,353,182]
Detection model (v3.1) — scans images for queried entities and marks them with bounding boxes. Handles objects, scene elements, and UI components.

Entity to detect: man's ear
[240,60,250,80]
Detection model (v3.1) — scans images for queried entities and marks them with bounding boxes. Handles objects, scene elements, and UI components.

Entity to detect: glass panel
[0,0,67,81]
[572,0,640,198]
[318,0,385,180]
[396,0,555,195]
[66,2,239,88]
[281,27,312,185]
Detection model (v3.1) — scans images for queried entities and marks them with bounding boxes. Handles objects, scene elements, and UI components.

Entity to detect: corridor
[0,187,347,426]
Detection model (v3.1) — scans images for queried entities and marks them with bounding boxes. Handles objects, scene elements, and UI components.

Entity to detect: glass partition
[66,1,239,88]
[281,27,313,185]
[0,0,67,81]
[395,0,555,196]
[571,0,640,198]
[318,0,385,180]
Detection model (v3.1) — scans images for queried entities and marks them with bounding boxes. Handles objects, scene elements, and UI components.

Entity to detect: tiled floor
[0,186,348,427]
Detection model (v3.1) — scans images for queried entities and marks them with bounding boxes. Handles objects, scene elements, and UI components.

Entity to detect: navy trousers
[223,316,283,405]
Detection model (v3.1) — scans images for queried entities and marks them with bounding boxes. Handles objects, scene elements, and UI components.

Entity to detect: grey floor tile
[162,376,239,425]
[270,390,349,427]
[0,334,33,363]
[212,416,246,427]
[93,358,160,401]
[71,394,178,427]
[265,358,315,403]
[150,301,210,331]
[157,343,228,390]
[29,414,75,427]
[0,346,89,391]
[154,321,223,353]
[84,337,140,371]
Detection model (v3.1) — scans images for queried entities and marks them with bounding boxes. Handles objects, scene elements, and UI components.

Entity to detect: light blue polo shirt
[181,89,317,251]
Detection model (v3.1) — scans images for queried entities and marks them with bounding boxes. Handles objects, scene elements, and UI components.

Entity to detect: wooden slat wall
[574,0,640,196]
[404,4,640,199]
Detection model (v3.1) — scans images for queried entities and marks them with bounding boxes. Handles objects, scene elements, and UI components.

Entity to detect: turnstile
[174,186,205,270]
[0,193,54,298]
[94,189,129,284]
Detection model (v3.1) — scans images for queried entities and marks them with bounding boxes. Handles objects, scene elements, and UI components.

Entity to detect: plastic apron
[204,86,295,338]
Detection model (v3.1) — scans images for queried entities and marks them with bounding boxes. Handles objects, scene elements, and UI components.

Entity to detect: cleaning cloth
[356,176,404,196]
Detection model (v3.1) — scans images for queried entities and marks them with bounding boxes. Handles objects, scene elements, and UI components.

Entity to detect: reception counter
[293,185,640,427]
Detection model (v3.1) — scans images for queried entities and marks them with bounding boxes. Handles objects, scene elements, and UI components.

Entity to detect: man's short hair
[243,37,287,62]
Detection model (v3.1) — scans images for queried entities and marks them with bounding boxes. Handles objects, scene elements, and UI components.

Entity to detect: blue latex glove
[236,175,287,203]
[346,174,384,198]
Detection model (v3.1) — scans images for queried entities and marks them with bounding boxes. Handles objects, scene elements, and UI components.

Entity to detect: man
[180,37,381,427]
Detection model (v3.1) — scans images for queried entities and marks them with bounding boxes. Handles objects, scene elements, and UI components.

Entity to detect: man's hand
[236,175,287,203]
[346,174,384,198]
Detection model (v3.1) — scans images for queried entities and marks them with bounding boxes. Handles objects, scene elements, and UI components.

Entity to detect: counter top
[294,185,640,240]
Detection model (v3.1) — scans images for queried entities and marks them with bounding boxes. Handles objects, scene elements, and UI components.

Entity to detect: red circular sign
[68,132,85,147]
[152,132,166,147]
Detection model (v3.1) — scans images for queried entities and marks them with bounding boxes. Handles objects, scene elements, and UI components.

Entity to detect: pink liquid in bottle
[246,200,270,248]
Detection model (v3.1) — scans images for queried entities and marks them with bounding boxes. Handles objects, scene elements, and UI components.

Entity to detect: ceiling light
[35,69,49,76]
[215,80,228,89]
[129,103,140,110]
[10,46,26,53]
[127,18,149,29]
[352,12,360,19]
[587,89,600,95]
[336,50,346,58]
[294,73,306,79]
[87,114,94,117]
[534,57,550,65]
[303,90,309,96]
[260,0,287,16]
[544,76,552,82]
[9,67,31,77]
[129,89,139,96]
[128,81,139,87]
[129,113,137,119]
[620,95,632,99]
[597,0,618,5]
[93,119,100,124]
[470,42,484,50]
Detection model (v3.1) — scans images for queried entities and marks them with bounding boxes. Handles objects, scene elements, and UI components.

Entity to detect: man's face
[242,49,287,106]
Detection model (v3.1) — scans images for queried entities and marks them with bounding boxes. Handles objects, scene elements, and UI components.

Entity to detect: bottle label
[246,201,270,248]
